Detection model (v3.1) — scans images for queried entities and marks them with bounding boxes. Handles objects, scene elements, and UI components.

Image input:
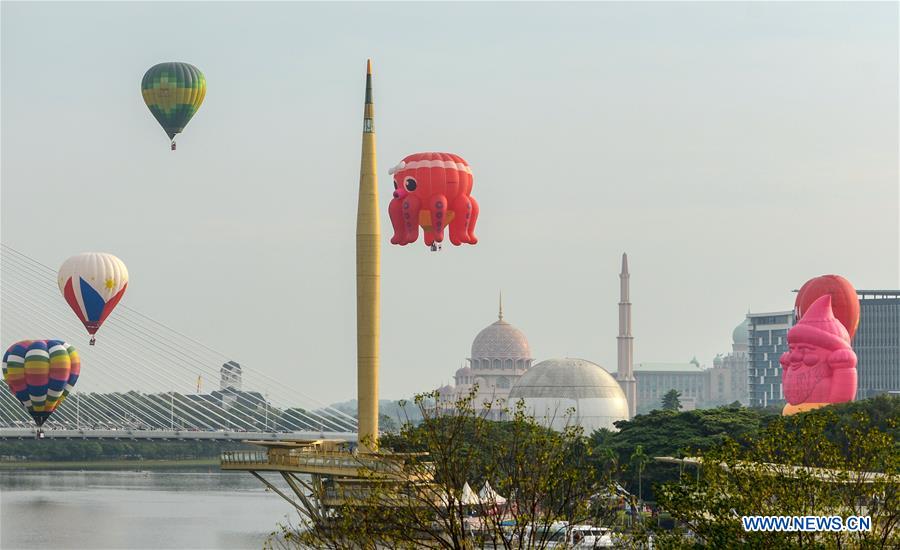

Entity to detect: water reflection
[0,470,298,549]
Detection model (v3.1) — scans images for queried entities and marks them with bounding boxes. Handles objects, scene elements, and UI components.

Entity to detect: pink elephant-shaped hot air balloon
[780,295,857,416]
[388,152,479,249]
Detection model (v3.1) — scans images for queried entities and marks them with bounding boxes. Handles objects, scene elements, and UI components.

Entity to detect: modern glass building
[747,311,794,408]
[854,290,900,399]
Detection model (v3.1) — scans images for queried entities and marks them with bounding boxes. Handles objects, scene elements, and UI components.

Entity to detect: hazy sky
[2,2,897,405]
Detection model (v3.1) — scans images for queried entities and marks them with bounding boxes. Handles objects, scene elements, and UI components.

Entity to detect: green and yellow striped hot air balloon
[141,62,206,150]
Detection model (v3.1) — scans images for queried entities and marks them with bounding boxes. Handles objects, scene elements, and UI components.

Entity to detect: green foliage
[379,414,398,434]
[655,401,900,548]
[602,405,774,457]
[591,405,777,501]
[265,396,899,548]
[0,438,253,461]
[276,388,617,549]
[590,397,899,504]
[661,389,682,411]
[781,395,900,458]
[630,444,650,502]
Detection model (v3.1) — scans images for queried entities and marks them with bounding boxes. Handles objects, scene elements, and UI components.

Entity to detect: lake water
[0,469,300,549]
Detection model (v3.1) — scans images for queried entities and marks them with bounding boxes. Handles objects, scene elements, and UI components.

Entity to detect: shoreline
[0,458,221,470]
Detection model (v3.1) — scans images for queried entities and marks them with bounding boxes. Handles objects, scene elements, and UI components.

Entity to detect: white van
[546,524,615,548]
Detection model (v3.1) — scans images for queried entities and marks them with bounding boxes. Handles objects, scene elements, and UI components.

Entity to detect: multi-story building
[633,318,751,413]
[633,359,706,414]
[747,311,794,408]
[220,361,242,391]
[854,290,900,399]
[710,318,751,406]
[707,360,745,407]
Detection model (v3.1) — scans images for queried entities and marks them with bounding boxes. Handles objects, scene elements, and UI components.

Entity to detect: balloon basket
[171,142,177,151]
[89,337,96,346]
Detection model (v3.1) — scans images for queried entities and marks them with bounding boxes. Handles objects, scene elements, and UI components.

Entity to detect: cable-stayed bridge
[0,244,358,441]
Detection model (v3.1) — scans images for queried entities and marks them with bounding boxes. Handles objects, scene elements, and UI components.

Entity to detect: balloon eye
[405,178,417,192]
[393,179,398,190]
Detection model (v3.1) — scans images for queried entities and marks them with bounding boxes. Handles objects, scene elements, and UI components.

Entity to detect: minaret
[498,291,504,321]
[356,59,380,451]
[616,253,637,418]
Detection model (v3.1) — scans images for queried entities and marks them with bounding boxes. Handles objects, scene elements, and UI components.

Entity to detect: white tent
[479,481,507,505]
[460,482,481,505]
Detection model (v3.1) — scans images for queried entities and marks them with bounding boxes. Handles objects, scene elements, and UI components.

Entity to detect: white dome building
[508,358,629,433]
[448,297,533,419]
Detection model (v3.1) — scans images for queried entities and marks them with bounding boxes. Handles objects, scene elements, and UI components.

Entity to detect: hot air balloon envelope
[781,295,857,416]
[2,340,80,427]
[58,253,128,344]
[141,62,206,148]
[387,152,479,248]
[795,274,860,339]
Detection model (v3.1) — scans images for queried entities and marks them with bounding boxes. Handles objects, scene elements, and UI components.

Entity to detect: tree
[590,406,776,502]
[661,389,682,411]
[379,413,398,434]
[654,406,899,548]
[629,444,650,509]
[271,387,618,549]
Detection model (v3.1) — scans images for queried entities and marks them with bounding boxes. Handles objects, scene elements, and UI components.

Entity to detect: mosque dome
[455,366,473,377]
[732,317,751,353]
[471,319,532,359]
[507,358,628,433]
[732,318,750,346]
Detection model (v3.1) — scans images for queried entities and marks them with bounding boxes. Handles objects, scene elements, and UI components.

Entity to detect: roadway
[0,428,358,441]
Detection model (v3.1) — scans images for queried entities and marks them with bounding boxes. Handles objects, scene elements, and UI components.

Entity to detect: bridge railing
[221,450,269,465]
[220,449,433,478]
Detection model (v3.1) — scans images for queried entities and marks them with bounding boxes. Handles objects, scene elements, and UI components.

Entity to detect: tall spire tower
[616,253,637,418]
[356,59,380,450]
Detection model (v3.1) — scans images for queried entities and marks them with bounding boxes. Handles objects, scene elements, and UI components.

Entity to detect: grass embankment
[0,458,220,470]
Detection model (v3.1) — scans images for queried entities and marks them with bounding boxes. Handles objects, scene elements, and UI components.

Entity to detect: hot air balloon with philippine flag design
[58,253,128,345]
[141,62,206,150]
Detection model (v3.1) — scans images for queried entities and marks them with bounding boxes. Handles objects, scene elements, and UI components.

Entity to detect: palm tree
[600,446,619,473]
[629,444,650,518]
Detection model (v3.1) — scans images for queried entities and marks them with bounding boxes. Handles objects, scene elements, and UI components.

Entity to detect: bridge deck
[0,428,357,441]
[221,448,430,480]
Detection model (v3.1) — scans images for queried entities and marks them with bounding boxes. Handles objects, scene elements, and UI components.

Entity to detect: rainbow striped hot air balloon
[141,62,206,150]
[58,253,128,345]
[2,340,80,427]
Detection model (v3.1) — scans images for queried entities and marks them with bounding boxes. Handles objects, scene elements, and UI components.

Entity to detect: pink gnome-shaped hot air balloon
[780,294,857,416]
